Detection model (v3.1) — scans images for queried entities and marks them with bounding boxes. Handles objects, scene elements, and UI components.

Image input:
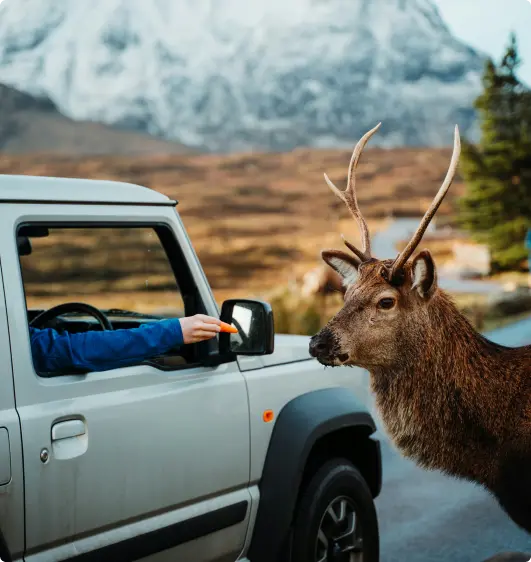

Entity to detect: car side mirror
[219,299,274,356]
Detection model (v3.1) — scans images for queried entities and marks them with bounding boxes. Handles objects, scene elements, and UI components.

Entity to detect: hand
[179,314,222,344]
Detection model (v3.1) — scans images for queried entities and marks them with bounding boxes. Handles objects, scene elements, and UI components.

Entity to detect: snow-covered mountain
[0,0,486,152]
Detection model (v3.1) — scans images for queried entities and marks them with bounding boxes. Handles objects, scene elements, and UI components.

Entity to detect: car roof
[0,174,176,205]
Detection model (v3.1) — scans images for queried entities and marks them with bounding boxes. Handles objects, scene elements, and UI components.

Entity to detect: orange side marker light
[263,410,274,423]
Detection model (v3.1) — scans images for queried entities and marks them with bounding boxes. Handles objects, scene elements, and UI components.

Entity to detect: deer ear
[411,250,437,298]
[321,249,361,286]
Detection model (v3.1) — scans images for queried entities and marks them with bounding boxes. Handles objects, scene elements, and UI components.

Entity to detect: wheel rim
[315,496,364,562]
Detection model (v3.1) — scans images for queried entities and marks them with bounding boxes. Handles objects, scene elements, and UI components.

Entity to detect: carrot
[219,321,238,334]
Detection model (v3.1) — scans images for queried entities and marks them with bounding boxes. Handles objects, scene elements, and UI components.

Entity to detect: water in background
[373,218,504,294]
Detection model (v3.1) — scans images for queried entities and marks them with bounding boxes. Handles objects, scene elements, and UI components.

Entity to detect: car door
[0,259,25,562]
[1,202,252,562]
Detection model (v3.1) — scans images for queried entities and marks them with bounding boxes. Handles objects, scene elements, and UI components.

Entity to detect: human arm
[30,315,222,373]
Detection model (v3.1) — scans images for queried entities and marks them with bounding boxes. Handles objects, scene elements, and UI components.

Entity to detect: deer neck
[369,290,527,486]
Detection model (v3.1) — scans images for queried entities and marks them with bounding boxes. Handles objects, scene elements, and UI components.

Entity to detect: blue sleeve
[29,319,184,373]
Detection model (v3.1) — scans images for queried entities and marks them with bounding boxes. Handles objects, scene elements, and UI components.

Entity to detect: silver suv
[0,174,382,562]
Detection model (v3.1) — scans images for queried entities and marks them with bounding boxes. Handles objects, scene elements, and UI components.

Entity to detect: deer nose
[309,329,334,358]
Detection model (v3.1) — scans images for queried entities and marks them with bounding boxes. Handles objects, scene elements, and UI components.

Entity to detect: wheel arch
[247,386,381,562]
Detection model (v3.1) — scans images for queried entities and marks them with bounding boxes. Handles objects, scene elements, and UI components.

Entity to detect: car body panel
[0,176,380,562]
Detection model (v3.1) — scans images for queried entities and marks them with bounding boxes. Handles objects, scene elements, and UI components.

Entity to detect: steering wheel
[29,302,113,331]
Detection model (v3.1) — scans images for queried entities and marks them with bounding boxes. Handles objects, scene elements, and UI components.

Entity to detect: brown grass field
[1,145,467,311]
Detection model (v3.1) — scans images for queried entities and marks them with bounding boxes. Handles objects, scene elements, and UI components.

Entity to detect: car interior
[16,223,220,376]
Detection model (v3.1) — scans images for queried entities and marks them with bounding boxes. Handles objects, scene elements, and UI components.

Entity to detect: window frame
[16,219,220,377]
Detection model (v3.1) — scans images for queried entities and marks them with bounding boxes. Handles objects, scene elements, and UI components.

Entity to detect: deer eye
[377,297,396,310]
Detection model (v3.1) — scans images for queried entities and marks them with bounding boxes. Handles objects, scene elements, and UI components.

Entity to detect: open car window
[17,223,209,376]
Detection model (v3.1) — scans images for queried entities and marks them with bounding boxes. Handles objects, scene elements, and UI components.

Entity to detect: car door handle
[51,419,86,441]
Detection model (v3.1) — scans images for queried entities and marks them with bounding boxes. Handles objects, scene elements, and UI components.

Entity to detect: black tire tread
[289,457,379,562]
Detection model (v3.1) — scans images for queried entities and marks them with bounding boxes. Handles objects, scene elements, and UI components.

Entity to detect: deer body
[310,123,531,536]
[301,264,344,298]
[372,290,531,487]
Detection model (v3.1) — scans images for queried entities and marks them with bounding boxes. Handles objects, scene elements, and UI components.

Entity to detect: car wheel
[289,458,379,562]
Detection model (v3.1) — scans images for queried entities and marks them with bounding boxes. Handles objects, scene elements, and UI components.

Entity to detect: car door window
[17,223,211,376]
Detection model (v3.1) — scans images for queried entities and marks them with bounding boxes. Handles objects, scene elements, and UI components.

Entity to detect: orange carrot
[219,321,238,334]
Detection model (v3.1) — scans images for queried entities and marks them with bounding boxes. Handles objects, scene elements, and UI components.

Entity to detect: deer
[300,264,345,299]
[309,122,531,553]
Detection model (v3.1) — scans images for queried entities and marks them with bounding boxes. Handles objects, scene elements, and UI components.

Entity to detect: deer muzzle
[309,327,344,365]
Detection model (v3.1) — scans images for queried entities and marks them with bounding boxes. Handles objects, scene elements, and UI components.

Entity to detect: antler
[324,122,382,261]
[389,125,461,280]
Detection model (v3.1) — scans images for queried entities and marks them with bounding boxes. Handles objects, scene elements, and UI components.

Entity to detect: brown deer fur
[309,124,531,537]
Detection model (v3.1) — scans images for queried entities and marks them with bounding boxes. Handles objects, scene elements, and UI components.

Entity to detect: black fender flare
[247,386,380,562]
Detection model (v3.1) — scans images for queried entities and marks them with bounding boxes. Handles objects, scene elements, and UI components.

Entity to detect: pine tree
[458,33,531,271]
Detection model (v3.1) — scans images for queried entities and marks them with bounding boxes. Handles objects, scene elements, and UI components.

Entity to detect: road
[369,316,531,561]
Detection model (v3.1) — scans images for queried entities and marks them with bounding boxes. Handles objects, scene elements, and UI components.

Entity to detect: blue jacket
[29,318,184,373]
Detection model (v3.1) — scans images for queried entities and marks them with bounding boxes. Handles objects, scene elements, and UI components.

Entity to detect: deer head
[309,122,461,371]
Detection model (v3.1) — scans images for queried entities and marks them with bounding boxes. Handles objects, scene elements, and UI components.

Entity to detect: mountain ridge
[0,0,486,152]
[0,82,191,155]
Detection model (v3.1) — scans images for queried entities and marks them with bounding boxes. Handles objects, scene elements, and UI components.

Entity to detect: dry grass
[7,147,529,337]
[0,146,467,307]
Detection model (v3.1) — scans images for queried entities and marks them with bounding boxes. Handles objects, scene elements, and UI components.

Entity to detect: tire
[289,458,379,562]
